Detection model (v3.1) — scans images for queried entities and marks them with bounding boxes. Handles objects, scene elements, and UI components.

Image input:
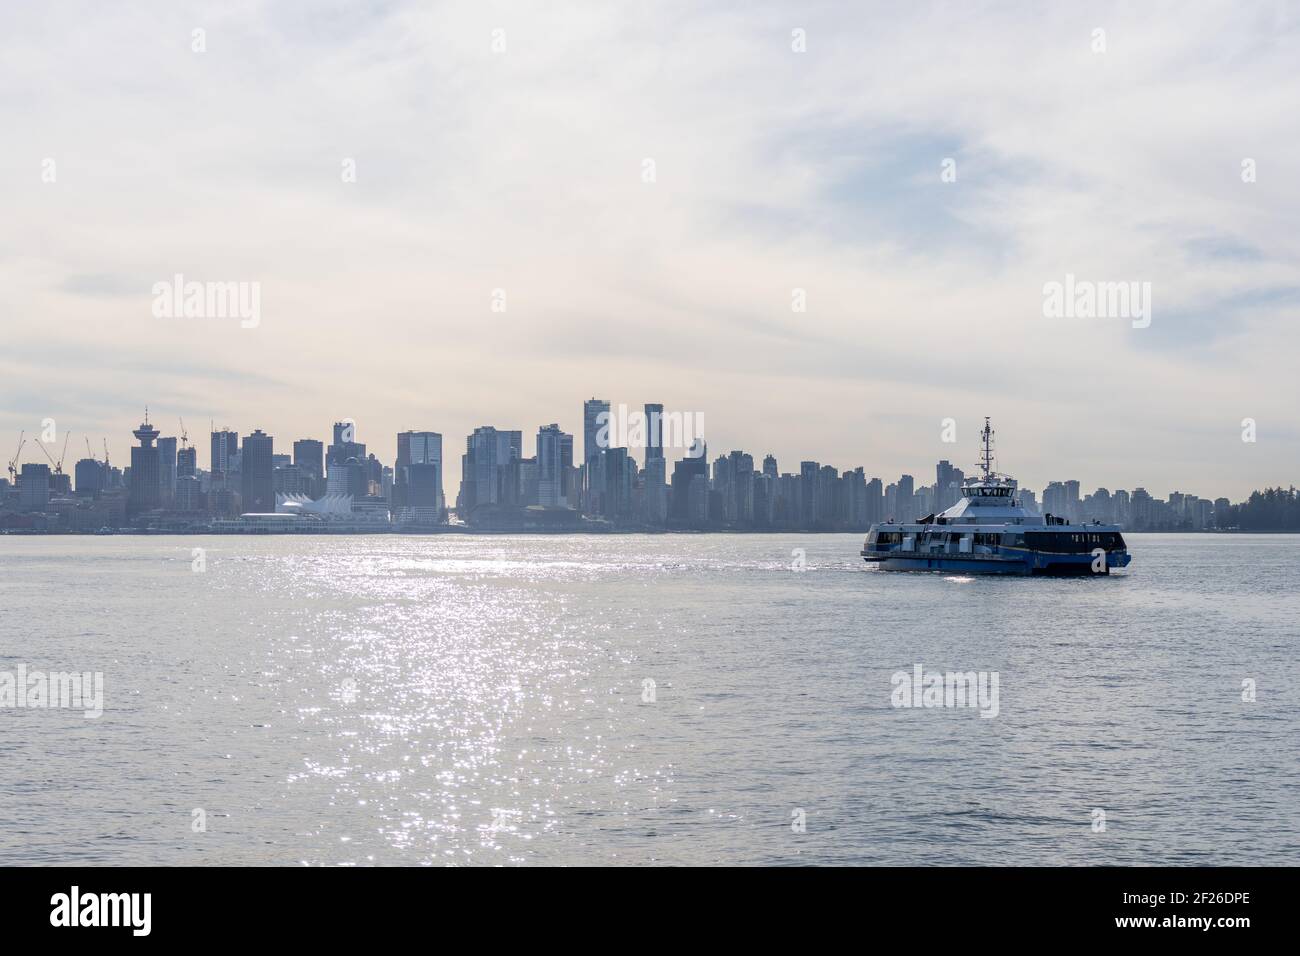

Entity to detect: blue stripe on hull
[872,556,1030,575]
[864,550,1131,576]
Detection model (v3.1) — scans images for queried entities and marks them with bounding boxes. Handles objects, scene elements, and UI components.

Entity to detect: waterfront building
[240,430,275,513]
[128,417,161,515]
[458,426,522,513]
[395,431,444,514]
[536,424,572,507]
[19,462,51,512]
[210,430,239,489]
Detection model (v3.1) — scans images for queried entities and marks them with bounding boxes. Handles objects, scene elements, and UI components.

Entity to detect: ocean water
[1,533,1297,866]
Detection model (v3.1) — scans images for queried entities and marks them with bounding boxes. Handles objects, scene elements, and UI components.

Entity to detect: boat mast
[979,417,994,478]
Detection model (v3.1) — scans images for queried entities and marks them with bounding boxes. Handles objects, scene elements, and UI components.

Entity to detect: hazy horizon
[3,1,1298,500]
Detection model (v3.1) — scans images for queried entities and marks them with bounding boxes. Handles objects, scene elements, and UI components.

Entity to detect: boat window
[1024,531,1127,553]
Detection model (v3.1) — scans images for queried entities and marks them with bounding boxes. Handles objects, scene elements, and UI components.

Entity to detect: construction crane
[179,417,189,450]
[37,432,72,475]
[86,436,95,461]
[103,438,110,470]
[6,431,24,484]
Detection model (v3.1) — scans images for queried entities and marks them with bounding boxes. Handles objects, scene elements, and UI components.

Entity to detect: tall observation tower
[128,410,161,515]
[132,412,160,448]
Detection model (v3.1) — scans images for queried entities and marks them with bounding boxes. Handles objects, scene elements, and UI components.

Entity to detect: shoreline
[3,528,1299,538]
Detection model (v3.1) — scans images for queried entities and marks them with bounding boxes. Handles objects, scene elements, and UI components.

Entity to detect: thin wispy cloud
[1,0,1296,496]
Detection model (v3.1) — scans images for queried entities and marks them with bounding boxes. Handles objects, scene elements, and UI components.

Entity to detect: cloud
[1,0,1297,498]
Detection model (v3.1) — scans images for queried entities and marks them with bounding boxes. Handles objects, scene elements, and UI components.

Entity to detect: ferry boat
[861,419,1131,575]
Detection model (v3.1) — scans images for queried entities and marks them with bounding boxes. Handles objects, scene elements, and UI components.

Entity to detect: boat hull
[862,550,1131,576]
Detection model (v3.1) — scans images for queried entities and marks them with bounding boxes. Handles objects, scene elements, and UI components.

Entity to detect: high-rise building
[158,436,177,506]
[293,439,324,479]
[210,429,239,488]
[1043,481,1068,520]
[865,477,884,524]
[536,424,572,507]
[457,427,522,513]
[603,446,635,518]
[896,474,915,520]
[175,475,204,512]
[395,431,444,514]
[1064,480,1082,522]
[818,464,839,528]
[273,464,310,496]
[558,431,574,503]
[583,398,610,466]
[19,462,51,512]
[936,459,964,511]
[74,458,106,497]
[800,461,819,525]
[177,445,197,479]
[241,430,274,513]
[326,459,367,498]
[582,398,611,510]
[671,451,708,523]
[327,422,366,475]
[128,418,161,515]
[644,403,664,464]
[722,450,754,524]
[642,455,667,524]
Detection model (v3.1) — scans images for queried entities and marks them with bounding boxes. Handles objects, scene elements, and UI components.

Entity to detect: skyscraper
[128,417,161,515]
[74,458,106,497]
[603,446,634,518]
[19,462,51,512]
[293,439,324,480]
[643,455,667,524]
[583,398,610,466]
[327,422,366,475]
[536,424,572,507]
[158,436,177,506]
[210,429,239,488]
[458,427,522,513]
[671,453,708,523]
[800,461,819,525]
[241,430,274,513]
[644,403,664,464]
[395,431,444,513]
[558,431,574,503]
[896,474,915,520]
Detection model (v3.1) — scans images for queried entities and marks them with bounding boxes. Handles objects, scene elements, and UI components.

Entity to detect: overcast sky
[2,1,1297,499]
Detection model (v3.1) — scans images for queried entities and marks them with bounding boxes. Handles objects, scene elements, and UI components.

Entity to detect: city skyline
[1,400,1277,533]
[0,401,1288,506]
[3,3,1298,502]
